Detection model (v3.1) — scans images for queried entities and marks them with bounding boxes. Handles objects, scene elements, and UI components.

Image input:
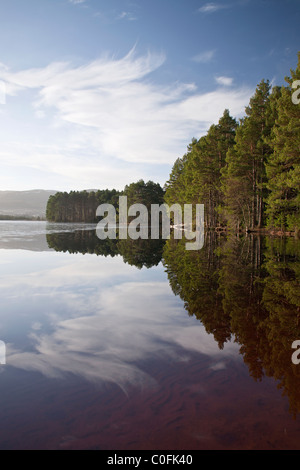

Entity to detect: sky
[0,0,299,192]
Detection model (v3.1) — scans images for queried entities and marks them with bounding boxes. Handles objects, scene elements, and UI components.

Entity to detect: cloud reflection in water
[3,250,240,394]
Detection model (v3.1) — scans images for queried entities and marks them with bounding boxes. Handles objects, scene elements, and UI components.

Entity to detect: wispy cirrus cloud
[198,2,227,14]
[0,48,252,190]
[198,1,249,14]
[192,49,216,63]
[69,0,87,4]
[117,11,138,21]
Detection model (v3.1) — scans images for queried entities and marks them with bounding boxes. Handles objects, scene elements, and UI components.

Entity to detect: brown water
[0,222,299,450]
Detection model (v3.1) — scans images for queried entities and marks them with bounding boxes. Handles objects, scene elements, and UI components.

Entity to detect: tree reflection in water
[47,229,165,269]
[163,232,300,417]
[47,228,300,416]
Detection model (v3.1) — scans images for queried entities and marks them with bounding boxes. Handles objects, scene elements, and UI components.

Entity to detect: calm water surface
[0,221,300,450]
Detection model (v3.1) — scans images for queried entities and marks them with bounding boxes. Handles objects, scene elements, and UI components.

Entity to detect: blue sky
[0,0,299,191]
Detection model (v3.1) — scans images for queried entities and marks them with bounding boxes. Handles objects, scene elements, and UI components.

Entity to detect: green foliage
[265,53,300,231]
[164,53,300,233]
[46,189,121,223]
[222,80,272,230]
[46,181,164,223]
[123,179,165,210]
[164,110,237,228]
[47,54,300,232]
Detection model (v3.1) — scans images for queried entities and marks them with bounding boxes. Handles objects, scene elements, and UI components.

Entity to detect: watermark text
[96,197,204,251]
[0,341,6,365]
[291,340,300,364]
[0,81,6,105]
[292,80,300,105]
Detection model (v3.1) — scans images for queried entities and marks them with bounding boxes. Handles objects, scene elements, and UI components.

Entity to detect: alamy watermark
[96,196,204,251]
[0,81,6,105]
[0,341,6,365]
[292,80,300,105]
[291,340,300,365]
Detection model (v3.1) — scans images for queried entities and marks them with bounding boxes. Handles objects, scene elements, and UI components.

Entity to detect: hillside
[0,190,57,219]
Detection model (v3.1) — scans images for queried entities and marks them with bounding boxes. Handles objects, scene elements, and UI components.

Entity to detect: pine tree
[164,154,188,207]
[164,110,237,228]
[265,53,300,232]
[222,80,272,230]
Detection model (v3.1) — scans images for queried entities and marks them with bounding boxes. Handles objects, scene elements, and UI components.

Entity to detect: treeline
[46,54,299,231]
[46,181,165,223]
[46,189,121,223]
[0,214,45,221]
[164,53,300,233]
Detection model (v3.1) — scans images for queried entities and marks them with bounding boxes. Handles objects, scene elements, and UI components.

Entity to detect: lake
[0,221,300,450]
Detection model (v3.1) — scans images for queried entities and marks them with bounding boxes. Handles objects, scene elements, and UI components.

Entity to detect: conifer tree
[164,110,237,228]
[265,53,300,231]
[222,80,272,230]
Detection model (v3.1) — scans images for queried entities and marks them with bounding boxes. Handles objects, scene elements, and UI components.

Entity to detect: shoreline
[211,226,298,237]
[0,218,298,238]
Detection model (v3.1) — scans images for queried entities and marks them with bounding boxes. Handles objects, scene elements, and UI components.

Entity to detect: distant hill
[0,190,57,219]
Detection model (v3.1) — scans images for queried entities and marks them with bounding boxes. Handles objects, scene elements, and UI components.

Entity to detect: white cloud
[215,76,234,86]
[192,50,216,63]
[69,0,87,4]
[0,49,252,190]
[198,1,249,14]
[117,11,138,21]
[198,2,227,13]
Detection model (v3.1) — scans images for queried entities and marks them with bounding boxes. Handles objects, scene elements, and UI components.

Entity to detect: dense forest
[46,53,300,233]
[46,189,121,223]
[164,53,300,233]
[46,181,164,223]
